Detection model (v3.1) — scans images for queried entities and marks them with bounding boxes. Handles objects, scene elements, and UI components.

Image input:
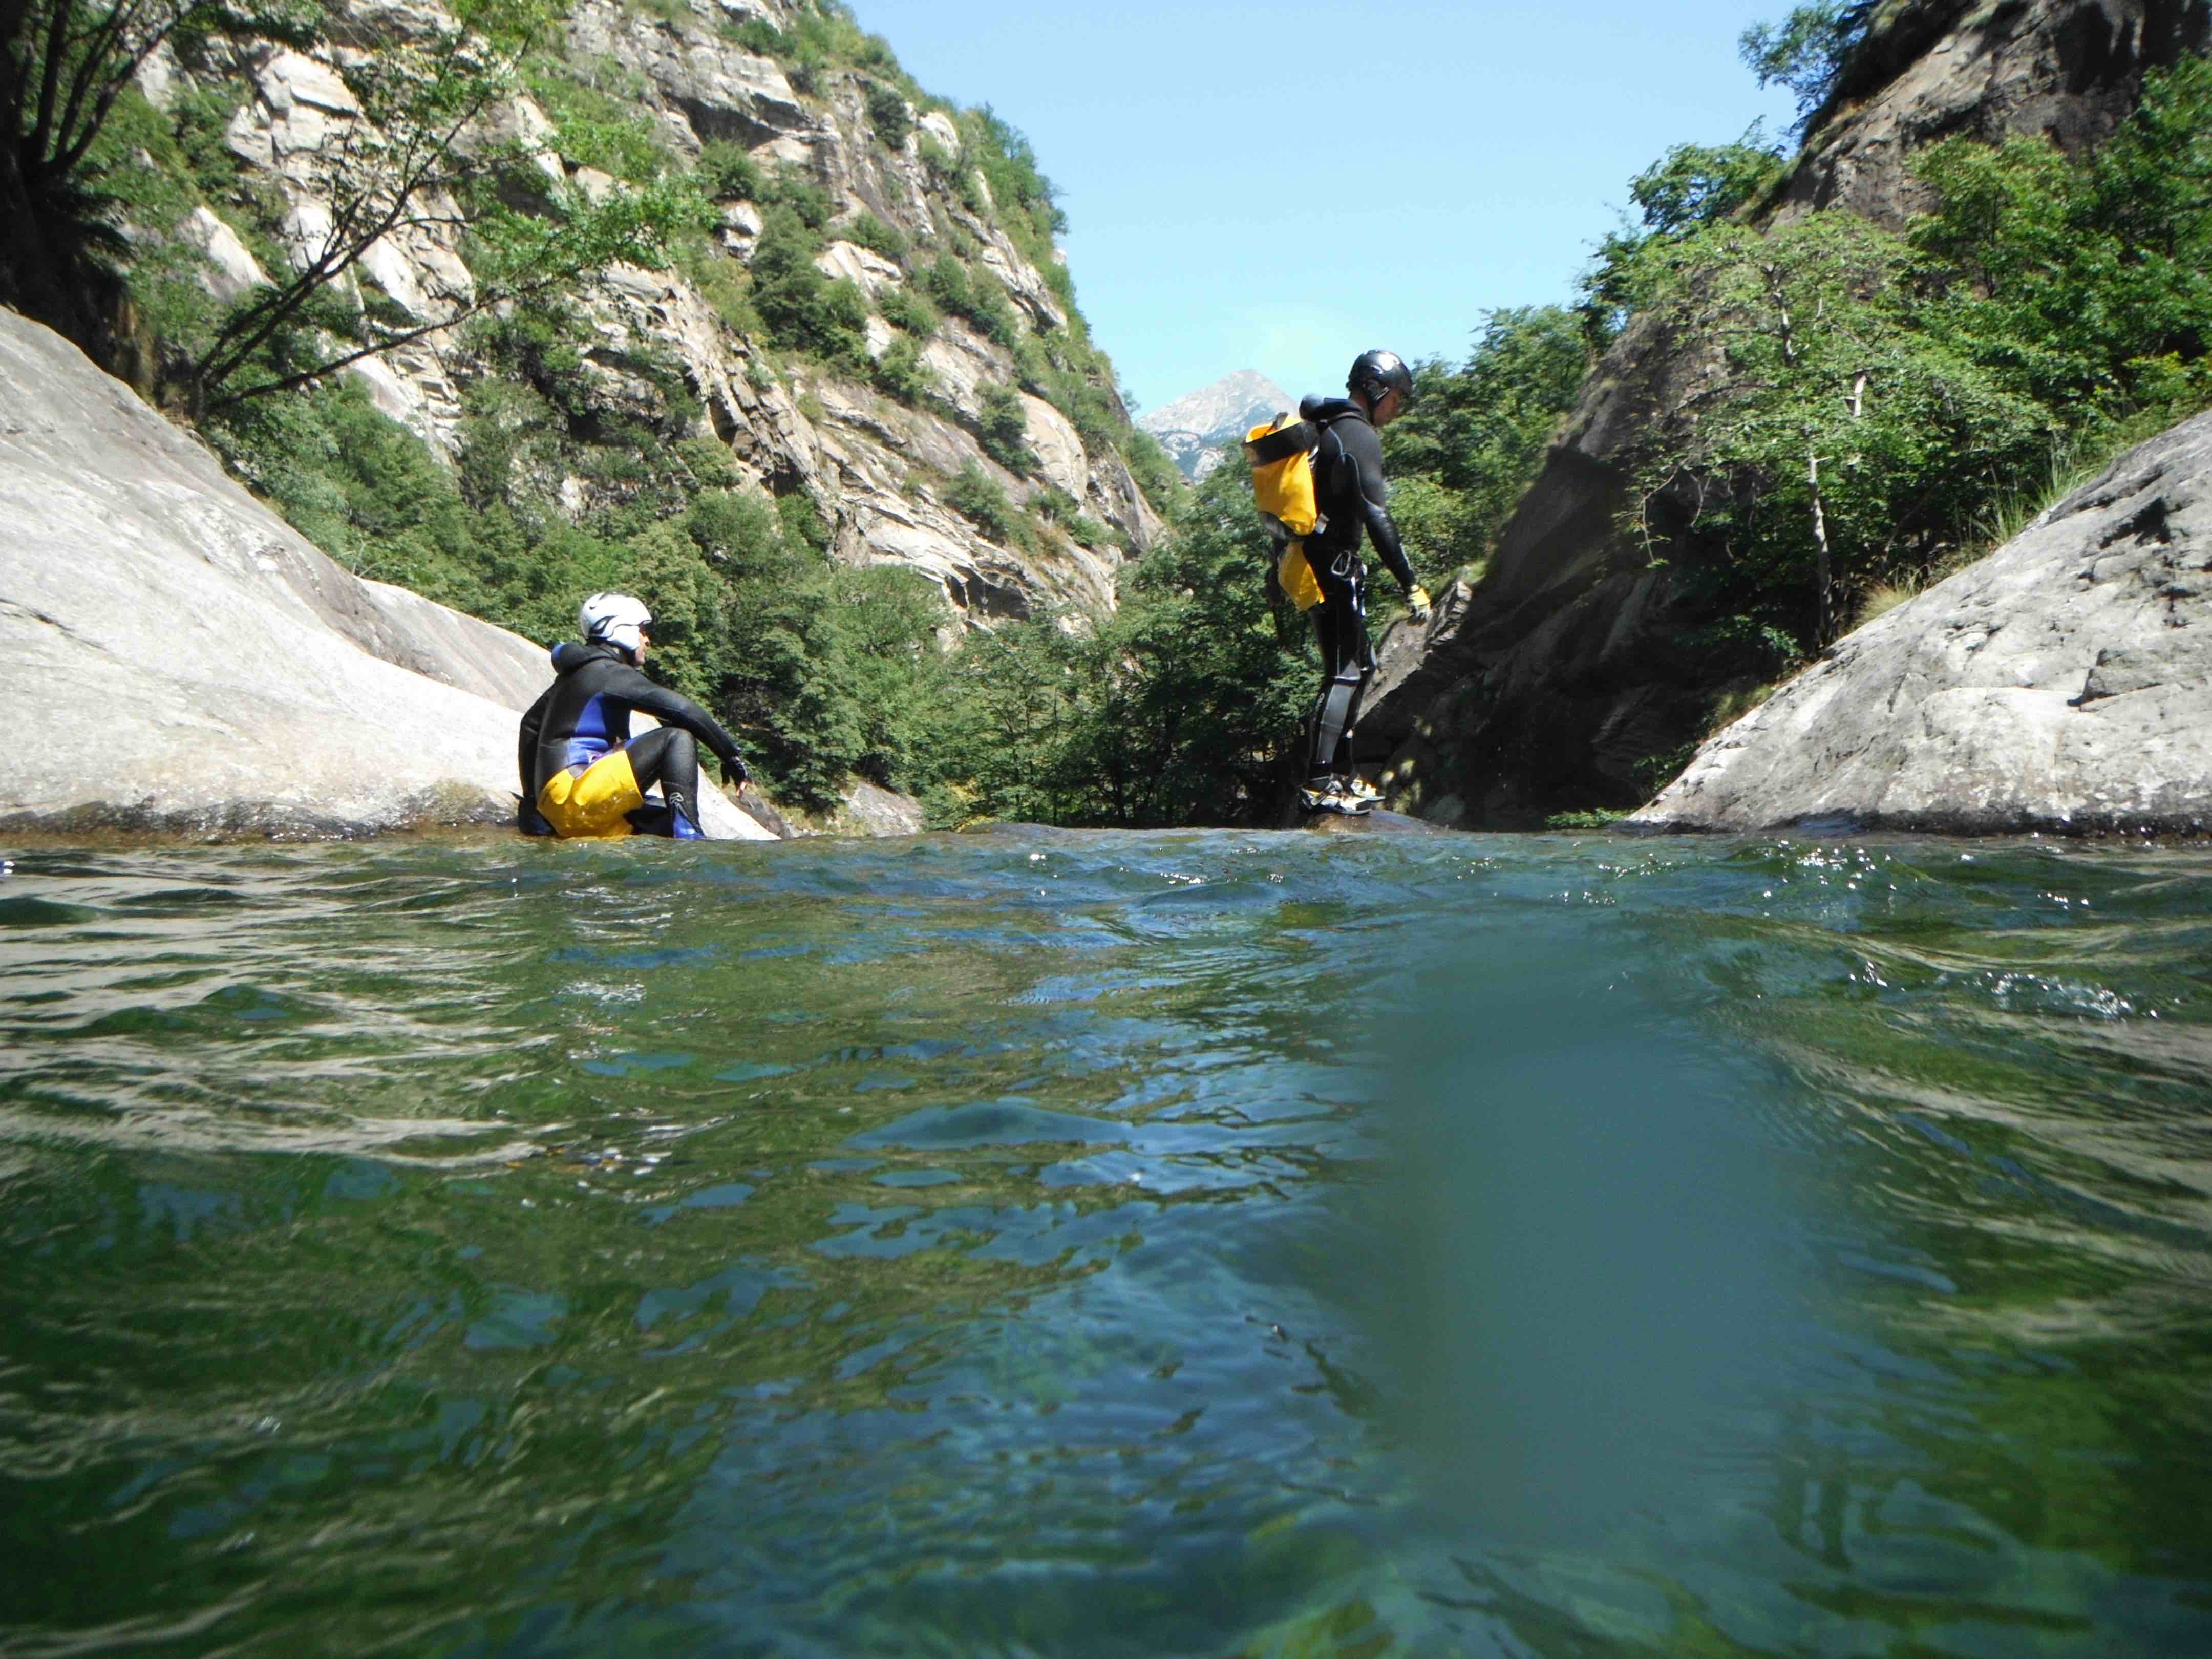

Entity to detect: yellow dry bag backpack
[1244,413,1326,611]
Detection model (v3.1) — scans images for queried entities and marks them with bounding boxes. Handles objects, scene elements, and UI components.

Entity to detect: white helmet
[580,591,651,659]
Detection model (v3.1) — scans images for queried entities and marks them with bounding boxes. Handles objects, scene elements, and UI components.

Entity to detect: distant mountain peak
[1137,370,1293,479]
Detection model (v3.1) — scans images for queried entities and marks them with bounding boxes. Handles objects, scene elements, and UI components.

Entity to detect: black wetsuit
[1299,395,1415,783]
[516,642,746,837]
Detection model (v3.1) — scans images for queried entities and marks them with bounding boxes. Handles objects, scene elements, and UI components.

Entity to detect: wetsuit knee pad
[536,750,645,838]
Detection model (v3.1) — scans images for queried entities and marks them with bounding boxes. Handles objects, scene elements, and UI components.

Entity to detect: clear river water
[2,826,2208,1657]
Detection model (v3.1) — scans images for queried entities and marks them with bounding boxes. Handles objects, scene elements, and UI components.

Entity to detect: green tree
[1739,2,1875,131]
[1910,57,2212,423]
[1072,464,1313,825]
[930,464,1310,828]
[931,614,1104,826]
[1384,306,1593,578]
[1628,212,2048,650]
[1580,133,1789,341]
[0,0,316,343]
[25,0,710,407]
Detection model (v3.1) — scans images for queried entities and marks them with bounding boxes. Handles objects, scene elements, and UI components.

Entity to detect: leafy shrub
[878,284,939,338]
[673,231,764,338]
[1030,365,1117,453]
[766,163,832,229]
[945,462,1028,547]
[958,104,1065,266]
[696,140,764,203]
[749,206,867,364]
[976,382,1031,470]
[720,16,784,54]
[526,60,673,183]
[1034,487,1120,549]
[865,82,912,147]
[871,334,931,402]
[840,211,908,261]
[921,252,1019,346]
[777,491,830,552]
[1122,430,1184,513]
[626,0,693,29]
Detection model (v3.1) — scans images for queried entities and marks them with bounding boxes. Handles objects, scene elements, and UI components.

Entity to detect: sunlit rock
[1632,412,2212,835]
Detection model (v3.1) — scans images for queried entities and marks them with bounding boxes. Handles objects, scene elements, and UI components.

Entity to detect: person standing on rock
[1296,350,1431,817]
[517,593,749,841]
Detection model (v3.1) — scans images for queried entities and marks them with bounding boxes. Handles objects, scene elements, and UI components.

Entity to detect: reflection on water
[1,830,2209,1656]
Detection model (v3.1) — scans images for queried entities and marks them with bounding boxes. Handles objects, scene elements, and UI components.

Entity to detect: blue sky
[845,0,1803,412]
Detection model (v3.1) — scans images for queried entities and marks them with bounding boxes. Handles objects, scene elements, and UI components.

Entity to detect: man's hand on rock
[720,756,749,793]
[1406,584,1432,626]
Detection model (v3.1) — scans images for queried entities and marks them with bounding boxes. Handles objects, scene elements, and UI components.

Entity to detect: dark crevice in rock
[2102,497,2175,547]
[1,597,115,652]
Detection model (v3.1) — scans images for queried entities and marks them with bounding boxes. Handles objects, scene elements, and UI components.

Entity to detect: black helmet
[1347,349,1413,408]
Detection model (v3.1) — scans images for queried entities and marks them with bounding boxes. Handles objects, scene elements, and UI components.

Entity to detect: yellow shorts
[537,750,644,839]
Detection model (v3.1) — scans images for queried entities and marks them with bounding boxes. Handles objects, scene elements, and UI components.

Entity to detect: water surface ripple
[1,830,2208,1656]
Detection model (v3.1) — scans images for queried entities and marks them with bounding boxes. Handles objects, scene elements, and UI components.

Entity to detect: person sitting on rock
[1298,349,1432,817]
[517,592,748,841]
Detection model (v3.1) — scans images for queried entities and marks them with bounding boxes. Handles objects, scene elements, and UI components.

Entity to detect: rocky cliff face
[1629,409,2212,835]
[1367,0,2210,828]
[0,308,772,838]
[1137,369,1291,481]
[1778,0,2212,226]
[136,0,1164,626]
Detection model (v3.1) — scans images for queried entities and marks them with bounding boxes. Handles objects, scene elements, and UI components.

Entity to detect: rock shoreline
[0,309,778,843]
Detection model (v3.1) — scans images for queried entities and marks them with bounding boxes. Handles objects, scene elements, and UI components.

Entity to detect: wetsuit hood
[1300,394,1365,426]
[549,640,623,674]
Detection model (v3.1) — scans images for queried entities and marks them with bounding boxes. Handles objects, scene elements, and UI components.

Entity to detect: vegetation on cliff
[1613,51,2212,678]
[4,0,1184,816]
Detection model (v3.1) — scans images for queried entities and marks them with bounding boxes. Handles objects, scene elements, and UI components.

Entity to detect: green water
[1,829,2208,1657]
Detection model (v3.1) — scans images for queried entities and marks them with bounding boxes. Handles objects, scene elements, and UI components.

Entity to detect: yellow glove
[1406,584,1432,624]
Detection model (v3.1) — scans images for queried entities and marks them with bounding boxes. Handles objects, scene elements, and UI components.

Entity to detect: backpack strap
[1243,418,1316,466]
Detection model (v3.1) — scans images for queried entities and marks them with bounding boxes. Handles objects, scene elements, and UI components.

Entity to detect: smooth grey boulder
[1631,411,2212,836]
[0,308,771,840]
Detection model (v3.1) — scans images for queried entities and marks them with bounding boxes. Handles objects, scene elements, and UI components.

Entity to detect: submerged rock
[0,309,772,841]
[1631,411,2212,836]
[1298,809,1450,836]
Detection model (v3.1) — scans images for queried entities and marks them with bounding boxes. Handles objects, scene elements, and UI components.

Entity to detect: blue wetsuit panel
[558,693,628,772]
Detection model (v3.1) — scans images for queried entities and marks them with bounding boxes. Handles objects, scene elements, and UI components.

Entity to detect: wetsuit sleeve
[604,664,745,765]
[515,687,556,834]
[518,696,541,796]
[1336,418,1417,593]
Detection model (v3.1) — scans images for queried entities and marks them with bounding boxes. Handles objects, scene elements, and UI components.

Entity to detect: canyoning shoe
[1343,776,1385,806]
[1300,779,1373,817]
